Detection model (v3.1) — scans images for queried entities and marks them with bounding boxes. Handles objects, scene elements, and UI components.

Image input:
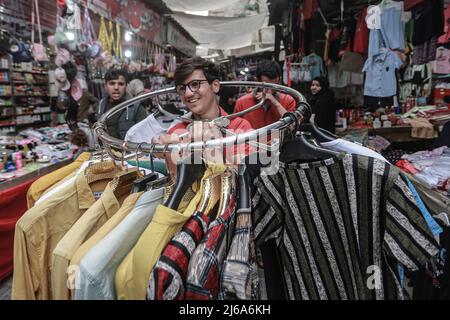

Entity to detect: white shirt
[124,114,167,143]
[321,138,389,163]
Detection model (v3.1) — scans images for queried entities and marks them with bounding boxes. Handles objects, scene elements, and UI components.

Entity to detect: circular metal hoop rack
[94,81,311,157]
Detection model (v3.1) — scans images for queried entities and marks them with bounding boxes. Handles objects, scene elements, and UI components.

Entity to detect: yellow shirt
[51,182,129,300]
[68,191,143,299]
[115,164,225,300]
[26,152,91,208]
[12,172,101,300]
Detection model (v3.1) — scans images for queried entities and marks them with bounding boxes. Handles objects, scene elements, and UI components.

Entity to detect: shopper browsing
[90,68,147,140]
[309,76,337,134]
[234,60,297,129]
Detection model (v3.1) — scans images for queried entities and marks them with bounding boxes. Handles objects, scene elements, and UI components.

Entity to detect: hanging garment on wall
[354,8,370,54]
[363,48,403,97]
[411,0,445,46]
[433,47,450,74]
[412,37,438,65]
[438,4,450,44]
[303,53,326,79]
[252,153,439,300]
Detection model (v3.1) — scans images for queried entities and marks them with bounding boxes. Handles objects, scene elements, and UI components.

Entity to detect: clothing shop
[0,0,449,306]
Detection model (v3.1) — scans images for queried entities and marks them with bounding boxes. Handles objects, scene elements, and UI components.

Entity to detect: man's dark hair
[256,60,282,80]
[174,56,220,85]
[104,67,128,83]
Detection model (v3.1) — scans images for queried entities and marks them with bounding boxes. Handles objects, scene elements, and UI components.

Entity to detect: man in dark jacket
[309,76,336,133]
[91,68,147,140]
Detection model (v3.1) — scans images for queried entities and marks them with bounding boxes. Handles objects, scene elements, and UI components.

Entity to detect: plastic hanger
[164,152,206,210]
[297,122,336,143]
[279,113,340,163]
[237,164,250,210]
[131,143,158,193]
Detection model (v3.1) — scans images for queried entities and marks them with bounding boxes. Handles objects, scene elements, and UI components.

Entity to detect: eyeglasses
[175,79,209,95]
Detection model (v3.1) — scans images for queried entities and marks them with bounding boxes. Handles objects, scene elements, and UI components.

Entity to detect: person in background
[127,79,145,98]
[309,76,336,134]
[152,56,253,177]
[234,60,296,129]
[219,73,239,114]
[69,128,89,159]
[89,68,147,140]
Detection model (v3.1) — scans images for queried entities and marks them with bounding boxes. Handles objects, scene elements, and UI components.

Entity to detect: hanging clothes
[146,210,211,300]
[26,152,91,208]
[303,53,326,79]
[12,171,103,299]
[115,165,226,300]
[69,188,161,299]
[353,8,370,54]
[363,48,403,98]
[252,153,439,299]
[74,189,162,300]
[184,195,236,300]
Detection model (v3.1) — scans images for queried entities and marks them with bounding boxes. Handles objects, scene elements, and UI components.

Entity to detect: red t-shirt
[166,107,254,162]
[353,7,369,54]
[167,107,253,135]
[234,92,296,130]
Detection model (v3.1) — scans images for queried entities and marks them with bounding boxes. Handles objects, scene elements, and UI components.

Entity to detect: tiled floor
[0,276,12,300]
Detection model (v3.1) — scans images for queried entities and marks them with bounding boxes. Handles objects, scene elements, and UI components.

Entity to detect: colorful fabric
[185,196,237,300]
[146,212,210,300]
[252,154,439,300]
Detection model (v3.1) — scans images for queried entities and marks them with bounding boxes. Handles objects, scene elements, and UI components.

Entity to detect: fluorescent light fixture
[124,31,132,42]
[240,70,246,75]
[185,10,208,16]
[124,50,132,58]
[65,31,75,41]
[244,67,249,72]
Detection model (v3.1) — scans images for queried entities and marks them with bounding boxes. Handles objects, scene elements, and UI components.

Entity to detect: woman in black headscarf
[308,76,336,133]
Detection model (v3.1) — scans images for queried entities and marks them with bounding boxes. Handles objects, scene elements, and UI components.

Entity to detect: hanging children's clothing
[363,47,403,105]
[303,53,326,79]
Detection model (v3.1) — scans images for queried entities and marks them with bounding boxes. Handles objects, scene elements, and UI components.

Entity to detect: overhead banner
[162,0,242,12]
[90,0,162,44]
[167,21,197,57]
[170,12,268,50]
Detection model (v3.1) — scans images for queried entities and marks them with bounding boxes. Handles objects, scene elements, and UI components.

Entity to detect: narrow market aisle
[0,276,12,300]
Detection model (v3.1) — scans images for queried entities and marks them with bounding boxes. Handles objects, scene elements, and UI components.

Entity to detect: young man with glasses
[152,56,253,175]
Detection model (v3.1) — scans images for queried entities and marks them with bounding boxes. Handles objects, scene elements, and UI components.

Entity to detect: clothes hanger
[435,212,450,227]
[84,158,122,184]
[214,169,233,219]
[164,151,206,210]
[110,142,141,198]
[145,147,170,190]
[196,173,221,215]
[237,164,250,210]
[297,122,336,143]
[279,113,340,163]
[131,142,158,193]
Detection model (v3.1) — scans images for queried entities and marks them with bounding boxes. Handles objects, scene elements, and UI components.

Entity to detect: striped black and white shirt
[252,153,439,300]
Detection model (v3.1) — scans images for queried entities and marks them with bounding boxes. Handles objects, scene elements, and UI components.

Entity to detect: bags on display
[31,0,49,62]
